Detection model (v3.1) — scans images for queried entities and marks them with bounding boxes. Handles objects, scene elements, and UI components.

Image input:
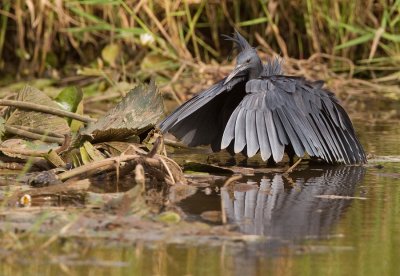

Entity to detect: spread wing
[221,76,366,164]
[159,77,246,147]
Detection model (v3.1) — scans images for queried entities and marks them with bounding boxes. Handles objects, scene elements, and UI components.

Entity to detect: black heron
[160,31,366,165]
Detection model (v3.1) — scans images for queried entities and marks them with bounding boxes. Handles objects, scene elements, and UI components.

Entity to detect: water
[1,118,400,275]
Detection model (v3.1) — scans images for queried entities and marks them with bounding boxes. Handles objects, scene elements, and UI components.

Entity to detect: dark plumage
[160,31,366,164]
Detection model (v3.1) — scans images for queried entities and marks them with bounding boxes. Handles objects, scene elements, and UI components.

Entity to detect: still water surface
[2,119,400,275]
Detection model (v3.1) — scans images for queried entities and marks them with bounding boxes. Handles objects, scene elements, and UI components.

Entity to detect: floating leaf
[79,81,163,143]
[156,211,181,224]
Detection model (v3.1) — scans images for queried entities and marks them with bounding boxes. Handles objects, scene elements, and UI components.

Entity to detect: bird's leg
[288,152,295,166]
[238,148,249,167]
[285,145,296,166]
[267,157,276,167]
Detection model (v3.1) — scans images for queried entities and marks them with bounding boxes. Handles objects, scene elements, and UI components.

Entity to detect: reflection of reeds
[0,0,398,79]
[222,166,366,238]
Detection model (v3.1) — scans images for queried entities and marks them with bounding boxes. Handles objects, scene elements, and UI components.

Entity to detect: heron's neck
[248,59,263,80]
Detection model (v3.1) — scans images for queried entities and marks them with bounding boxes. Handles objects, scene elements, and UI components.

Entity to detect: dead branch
[0,99,96,123]
[5,125,65,144]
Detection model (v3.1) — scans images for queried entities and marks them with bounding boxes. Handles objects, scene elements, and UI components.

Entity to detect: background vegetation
[0,0,398,94]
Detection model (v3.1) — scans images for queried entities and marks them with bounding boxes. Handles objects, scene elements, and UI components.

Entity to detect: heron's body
[160,32,366,165]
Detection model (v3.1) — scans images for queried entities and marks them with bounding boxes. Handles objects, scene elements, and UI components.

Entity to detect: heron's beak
[224,63,250,85]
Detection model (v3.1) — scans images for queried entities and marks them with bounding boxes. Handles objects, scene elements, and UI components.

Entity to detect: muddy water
[1,118,400,275]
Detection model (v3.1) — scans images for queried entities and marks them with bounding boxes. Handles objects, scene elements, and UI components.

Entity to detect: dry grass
[0,0,398,97]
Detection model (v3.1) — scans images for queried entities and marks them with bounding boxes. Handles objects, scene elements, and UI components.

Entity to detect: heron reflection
[221,166,366,239]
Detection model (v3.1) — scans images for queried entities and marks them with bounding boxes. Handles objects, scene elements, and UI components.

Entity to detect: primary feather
[160,31,366,164]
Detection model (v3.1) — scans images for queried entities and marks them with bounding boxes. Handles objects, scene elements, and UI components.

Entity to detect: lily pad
[79,81,163,143]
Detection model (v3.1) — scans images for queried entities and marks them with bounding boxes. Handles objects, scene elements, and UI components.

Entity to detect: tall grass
[0,0,398,79]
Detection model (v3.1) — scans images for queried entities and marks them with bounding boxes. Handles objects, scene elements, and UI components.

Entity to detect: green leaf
[101,44,120,66]
[55,86,83,113]
[156,211,181,224]
[55,86,83,127]
[70,101,85,132]
[82,141,104,162]
[238,17,268,27]
[381,32,400,42]
[334,33,375,50]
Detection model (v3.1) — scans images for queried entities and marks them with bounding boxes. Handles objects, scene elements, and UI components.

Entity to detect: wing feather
[264,109,284,162]
[234,108,247,153]
[221,107,241,149]
[276,108,305,157]
[246,110,259,157]
[163,66,365,164]
[255,110,271,161]
[161,77,246,148]
[224,77,366,164]
[272,110,289,145]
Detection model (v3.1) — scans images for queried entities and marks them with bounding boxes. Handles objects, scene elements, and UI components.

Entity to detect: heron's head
[224,31,263,84]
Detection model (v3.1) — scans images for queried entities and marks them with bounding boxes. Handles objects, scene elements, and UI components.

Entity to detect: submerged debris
[0,81,187,222]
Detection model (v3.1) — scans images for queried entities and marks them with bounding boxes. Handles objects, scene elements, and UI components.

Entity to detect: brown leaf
[5,85,70,135]
[79,81,163,143]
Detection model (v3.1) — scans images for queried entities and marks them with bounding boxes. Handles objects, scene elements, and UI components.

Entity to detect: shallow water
[1,117,400,275]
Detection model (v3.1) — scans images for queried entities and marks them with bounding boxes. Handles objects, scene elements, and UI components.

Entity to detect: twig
[5,125,65,144]
[134,164,145,192]
[56,154,174,182]
[158,156,175,185]
[15,125,65,138]
[0,147,47,157]
[0,99,96,123]
[163,138,189,148]
[285,158,303,174]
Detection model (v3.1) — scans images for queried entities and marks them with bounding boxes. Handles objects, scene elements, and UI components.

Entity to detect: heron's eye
[246,58,251,63]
